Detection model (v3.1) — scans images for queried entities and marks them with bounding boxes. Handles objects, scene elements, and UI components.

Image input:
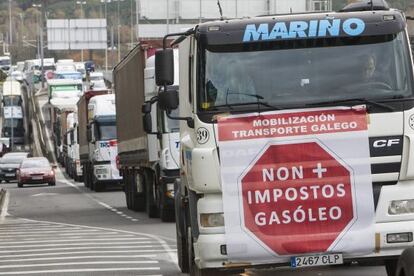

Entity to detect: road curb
[0,189,9,219]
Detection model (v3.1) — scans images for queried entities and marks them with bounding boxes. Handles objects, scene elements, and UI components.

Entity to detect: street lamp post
[101,0,110,72]
[76,1,86,62]
[32,3,45,88]
[9,0,12,46]
[116,0,125,63]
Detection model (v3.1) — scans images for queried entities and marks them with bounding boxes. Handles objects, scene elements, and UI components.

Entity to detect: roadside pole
[40,3,45,89]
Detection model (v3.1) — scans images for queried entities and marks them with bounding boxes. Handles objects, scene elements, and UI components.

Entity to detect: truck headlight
[387,232,413,243]
[388,199,414,215]
[200,213,225,228]
[165,183,175,198]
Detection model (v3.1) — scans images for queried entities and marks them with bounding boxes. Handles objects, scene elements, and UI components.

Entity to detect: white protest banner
[217,107,374,264]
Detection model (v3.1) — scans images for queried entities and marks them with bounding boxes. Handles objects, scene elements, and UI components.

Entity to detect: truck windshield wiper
[206,90,282,111]
[209,101,282,111]
[307,98,395,112]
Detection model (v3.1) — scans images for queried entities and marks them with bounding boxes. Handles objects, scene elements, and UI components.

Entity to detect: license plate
[5,173,14,177]
[32,176,43,180]
[291,253,343,268]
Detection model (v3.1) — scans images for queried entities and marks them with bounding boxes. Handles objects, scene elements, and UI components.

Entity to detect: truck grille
[369,136,403,209]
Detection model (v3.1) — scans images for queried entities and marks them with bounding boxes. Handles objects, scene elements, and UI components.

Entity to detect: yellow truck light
[200,213,225,228]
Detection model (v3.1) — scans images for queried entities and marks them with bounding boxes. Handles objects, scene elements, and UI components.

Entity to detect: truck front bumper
[194,180,414,269]
[195,220,414,269]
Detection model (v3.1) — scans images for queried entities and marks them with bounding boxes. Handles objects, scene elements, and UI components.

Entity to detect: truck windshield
[0,59,10,66]
[200,32,413,112]
[98,123,117,140]
[3,119,23,128]
[3,96,22,106]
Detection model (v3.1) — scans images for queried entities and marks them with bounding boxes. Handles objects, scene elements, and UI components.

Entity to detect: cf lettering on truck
[154,1,414,275]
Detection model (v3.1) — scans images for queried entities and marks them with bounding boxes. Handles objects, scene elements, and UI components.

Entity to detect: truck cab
[156,2,414,275]
[66,112,83,181]
[141,51,181,221]
[2,106,24,145]
[87,94,121,191]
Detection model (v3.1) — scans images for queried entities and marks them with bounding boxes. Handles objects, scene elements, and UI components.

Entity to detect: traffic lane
[5,171,177,243]
[246,265,386,275]
[71,180,178,242]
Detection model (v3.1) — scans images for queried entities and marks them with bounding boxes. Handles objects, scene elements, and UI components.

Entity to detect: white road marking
[0,237,149,244]
[0,255,158,262]
[0,253,157,262]
[0,261,159,269]
[0,233,134,238]
[0,250,175,257]
[0,246,171,253]
[31,193,58,197]
[0,269,162,275]
[0,241,157,248]
[58,177,141,222]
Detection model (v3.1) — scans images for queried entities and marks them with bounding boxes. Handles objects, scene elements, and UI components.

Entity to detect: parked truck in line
[154,1,414,275]
[2,80,23,107]
[47,79,83,165]
[65,111,83,182]
[78,92,121,192]
[113,45,180,221]
[2,106,25,145]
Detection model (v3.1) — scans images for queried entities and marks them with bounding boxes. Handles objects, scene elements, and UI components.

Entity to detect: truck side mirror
[93,124,99,141]
[158,90,179,111]
[142,102,152,114]
[87,127,92,142]
[155,49,174,86]
[143,113,152,133]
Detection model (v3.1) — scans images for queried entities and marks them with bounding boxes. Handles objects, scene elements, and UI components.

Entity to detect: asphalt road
[0,170,388,276]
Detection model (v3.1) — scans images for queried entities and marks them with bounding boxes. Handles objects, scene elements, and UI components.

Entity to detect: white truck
[2,80,23,107]
[47,79,83,165]
[154,1,414,275]
[65,111,83,182]
[78,92,122,192]
[114,45,180,221]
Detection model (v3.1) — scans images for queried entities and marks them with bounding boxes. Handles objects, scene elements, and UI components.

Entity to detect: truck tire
[385,259,398,276]
[93,179,104,192]
[131,171,145,211]
[82,164,89,188]
[124,170,132,209]
[160,183,174,222]
[175,183,189,273]
[145,171,159,218]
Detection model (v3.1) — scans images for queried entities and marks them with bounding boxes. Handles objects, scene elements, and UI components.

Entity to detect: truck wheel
[145,171,159,218]
[385,259,398,276]
[131,171,145,211]
[176,191,189,273]
[82,164,89,188]
[124,171,132,209]
[160,184,174,222]
[94,180,104,192]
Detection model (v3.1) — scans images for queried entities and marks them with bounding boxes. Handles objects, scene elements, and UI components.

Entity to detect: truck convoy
[78,92,121,192]
[65,112,83,182]
[47,79,83,165]
[114,45,180,221]
[153,1,414,275]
